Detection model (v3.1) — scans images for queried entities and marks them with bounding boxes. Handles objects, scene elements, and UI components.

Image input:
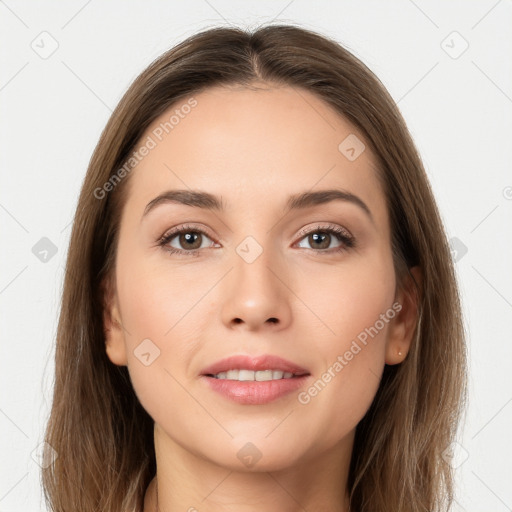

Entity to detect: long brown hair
[42,23,467,512]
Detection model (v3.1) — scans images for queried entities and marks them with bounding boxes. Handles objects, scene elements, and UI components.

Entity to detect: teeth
[212,369,298,381]
[238,369,255,381]
[255,370,273,381]
[226,369,239,380]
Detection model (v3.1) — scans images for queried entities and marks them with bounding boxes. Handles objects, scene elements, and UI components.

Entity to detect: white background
[1,1,511,511]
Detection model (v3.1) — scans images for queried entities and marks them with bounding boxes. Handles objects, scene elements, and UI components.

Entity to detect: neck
[145,424,354,512]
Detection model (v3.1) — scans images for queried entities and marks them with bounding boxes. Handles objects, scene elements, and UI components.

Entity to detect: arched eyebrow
[142,189,374,224]
[286,189,373,224]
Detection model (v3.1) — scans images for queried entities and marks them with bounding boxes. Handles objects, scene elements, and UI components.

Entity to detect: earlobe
[385,266,422,365]
[102,277,128,367]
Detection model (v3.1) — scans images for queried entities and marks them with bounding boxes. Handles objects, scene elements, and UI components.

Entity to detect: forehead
[126,84,386,221]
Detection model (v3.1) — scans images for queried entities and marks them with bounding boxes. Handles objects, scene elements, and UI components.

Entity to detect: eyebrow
[142,188,374,223]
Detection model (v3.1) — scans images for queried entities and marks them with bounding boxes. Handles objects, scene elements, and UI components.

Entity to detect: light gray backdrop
[1,1,511,510]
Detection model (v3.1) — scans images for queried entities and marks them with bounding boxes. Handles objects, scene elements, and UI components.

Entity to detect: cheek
[293,252,395,438]
[297,247,395,348]
[114,251,211,417]
[116,244,210,344]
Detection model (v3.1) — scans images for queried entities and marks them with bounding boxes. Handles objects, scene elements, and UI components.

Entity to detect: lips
[200,354,310,377]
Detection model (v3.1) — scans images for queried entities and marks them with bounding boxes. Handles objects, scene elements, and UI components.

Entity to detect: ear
[385,266,422,365]
[101,275,128,366]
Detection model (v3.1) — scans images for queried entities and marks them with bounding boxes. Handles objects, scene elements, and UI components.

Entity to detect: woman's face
[104,83,413,471]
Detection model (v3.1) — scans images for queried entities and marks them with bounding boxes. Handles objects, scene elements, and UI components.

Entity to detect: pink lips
[200,354,309,376]
[200,354,311,405]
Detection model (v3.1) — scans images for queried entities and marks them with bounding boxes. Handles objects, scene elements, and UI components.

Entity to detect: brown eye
[307,232,332,250]
[296,226,354,252]
[166,230,214,251]
[158,225,218,256]
[176,232,203,250]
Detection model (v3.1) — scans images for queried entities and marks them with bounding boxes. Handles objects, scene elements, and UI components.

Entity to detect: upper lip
[201,354,310,376]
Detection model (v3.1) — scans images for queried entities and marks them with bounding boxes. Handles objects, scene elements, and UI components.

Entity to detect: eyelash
[157,223,356,257]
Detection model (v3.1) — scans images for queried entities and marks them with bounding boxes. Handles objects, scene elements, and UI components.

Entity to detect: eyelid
[158,223,218,244]
[295,223,353,241]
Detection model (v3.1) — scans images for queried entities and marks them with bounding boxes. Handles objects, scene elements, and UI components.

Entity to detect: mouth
[200,354,311,405]
[200,353,310,378]
[205,369,308,381]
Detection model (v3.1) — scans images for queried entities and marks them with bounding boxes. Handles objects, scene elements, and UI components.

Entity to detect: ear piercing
[398,350,403,356]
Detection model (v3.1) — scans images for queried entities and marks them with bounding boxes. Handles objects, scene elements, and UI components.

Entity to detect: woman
[42,24,467,512]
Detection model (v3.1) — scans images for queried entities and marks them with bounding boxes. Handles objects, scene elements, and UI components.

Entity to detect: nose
[220,244,292,332]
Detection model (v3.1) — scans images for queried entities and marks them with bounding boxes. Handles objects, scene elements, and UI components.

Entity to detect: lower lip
[201,375,310,405]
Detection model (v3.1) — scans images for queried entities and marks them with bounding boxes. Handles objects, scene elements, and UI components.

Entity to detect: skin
[103,83,420,512]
